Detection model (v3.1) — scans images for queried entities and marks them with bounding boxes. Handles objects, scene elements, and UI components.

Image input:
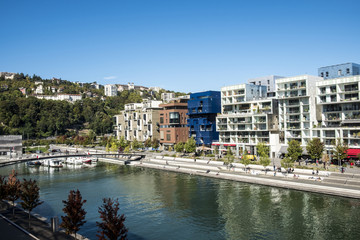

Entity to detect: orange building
[159,99,189,150]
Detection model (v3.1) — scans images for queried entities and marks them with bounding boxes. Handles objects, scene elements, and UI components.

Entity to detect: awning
[278,146,307,155]
[224,144,236,147]
[347,149,360,157]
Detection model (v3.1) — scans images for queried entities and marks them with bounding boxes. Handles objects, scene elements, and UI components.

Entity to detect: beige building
[114,99,162,142]
[0,135,22,158]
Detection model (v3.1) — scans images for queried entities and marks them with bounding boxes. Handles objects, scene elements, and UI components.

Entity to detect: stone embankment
[133,156,360,199]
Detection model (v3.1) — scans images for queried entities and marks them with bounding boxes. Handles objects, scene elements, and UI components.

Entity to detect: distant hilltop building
[117,82,149,92]
[35,94,82,103]
[105,82,149,96]
[0,72,16,80]
[149,87,163,92]
[104,84,118,96]
[161,92,176,102]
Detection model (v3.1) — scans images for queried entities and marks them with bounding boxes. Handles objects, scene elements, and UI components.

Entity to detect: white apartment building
[216,83,281,157]
[248,75,284,97]
[104,84,118,96]
[114,99,162,142]
[276,75,322,152]
[315,75,360,155]
[35,94,82,103]
[161,92,176,102]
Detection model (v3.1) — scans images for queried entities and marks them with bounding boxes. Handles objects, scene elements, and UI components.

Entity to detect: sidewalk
[0,201,73,240]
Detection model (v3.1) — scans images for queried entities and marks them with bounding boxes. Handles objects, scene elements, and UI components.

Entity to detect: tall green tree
[306,138,324,163]
[20,179,43,228]
[96,198,128,240]
[286,140,303,166]
[332,139,348,166]
[224,147,235,166]
[184,137,196,154]
[60,189,87,239]
[257,142,271,170]
[144,138,152,148]
[174,142,185,153]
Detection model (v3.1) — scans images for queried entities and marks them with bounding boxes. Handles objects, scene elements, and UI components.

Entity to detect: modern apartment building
[114,99,162,142]
[248,75,284,97]
[318,63,360,80]
[159,99,189,150]
[187,91,221,146]
[315,75,360,157]
[276,75,323,151]
[216,83,280,157]
[104,84,118,97]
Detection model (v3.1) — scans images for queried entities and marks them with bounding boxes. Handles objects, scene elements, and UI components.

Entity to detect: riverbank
[131,156,360,199]
[0,201,76,240]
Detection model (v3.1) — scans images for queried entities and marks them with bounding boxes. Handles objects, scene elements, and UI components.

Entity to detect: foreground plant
[7,170,21,215]
[97,198,128,240]
[20,179,43,228]
[60,189,87,239]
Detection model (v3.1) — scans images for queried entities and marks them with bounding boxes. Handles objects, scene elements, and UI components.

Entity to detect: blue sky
[1,0,360,93]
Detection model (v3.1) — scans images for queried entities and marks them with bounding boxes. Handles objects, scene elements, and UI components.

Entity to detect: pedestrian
[274,171,276,176]
[312,170,315,175]
[273,165,276,171]
[316,169,319,175]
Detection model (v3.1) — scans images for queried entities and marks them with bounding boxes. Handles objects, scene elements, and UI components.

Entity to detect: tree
[332,139,348,166]
[96,198,128,240]
[20,179,43,228]
[151,138,159,149]
[0,175,7,201]
[184,137,196,154]
[174,142,185,153]
[6,169,21,215]
[224,147,235,166]
[257,142,270,171]
[240,150,251,172]
[131,139,142,150]
[144,138,152,148]
[306,138,324,163]
[281,156,294,169]
[286,140,303,166]
[60,189,87,239]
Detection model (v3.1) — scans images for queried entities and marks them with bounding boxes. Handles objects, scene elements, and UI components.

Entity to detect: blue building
[318,63,360,80]
[187,91,221,146]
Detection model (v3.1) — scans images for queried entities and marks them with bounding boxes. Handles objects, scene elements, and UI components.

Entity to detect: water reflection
[0,163,359,240]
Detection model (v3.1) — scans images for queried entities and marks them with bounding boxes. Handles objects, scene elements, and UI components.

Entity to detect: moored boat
[66,157,83,165]
[43,159,63,168]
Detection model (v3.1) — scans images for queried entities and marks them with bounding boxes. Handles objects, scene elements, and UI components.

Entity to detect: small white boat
[43,159,63,168]
[66,157,83,165]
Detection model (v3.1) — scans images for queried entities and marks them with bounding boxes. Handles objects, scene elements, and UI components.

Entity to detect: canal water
[1,162,360,240]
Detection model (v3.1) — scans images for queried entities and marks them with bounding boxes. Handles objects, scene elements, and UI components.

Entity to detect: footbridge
[0,153,146,167]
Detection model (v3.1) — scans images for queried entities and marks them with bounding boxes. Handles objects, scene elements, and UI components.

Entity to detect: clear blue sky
[1,0,360,93]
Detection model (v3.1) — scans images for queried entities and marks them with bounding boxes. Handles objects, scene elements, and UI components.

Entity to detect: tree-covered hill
[0,73,186,139]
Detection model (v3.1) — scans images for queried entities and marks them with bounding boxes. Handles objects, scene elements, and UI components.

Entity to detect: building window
[268,86,270,91]
[338,70,342,76]
[166,134,171,141]
[267,80,270,84]
[325,72,329,77]
[320,72,324,77]
[346,68,350,74]
[259,81,261,85]
[251,89,253,94]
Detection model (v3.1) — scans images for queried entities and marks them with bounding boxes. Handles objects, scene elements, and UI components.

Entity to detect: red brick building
[159,99,189,150]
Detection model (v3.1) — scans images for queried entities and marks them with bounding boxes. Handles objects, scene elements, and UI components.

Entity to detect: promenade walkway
[137,155,360,199]
[0,202,73,240]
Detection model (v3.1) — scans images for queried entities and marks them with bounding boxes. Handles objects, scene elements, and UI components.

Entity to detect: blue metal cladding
[187,91,221,145]
[318,63,360,79]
